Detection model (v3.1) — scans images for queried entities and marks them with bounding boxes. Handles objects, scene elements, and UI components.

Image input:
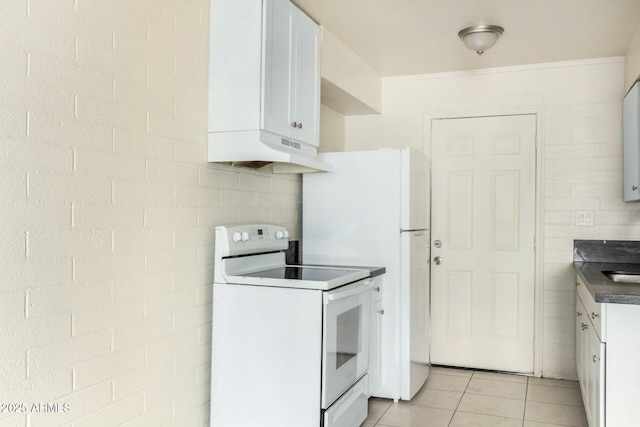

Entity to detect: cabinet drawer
[577,275,607,342]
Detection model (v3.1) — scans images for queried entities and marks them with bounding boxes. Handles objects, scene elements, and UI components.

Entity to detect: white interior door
[430,114,536,373]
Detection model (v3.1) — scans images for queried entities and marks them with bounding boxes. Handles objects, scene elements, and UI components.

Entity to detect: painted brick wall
[0,1,300,425]
[345,57,640,380]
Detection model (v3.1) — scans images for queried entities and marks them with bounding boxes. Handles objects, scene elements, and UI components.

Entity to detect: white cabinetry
[263,0,319,146]
[585,328,605,427]
[368,276,383,397]
[576,287,605,427]
[576,274,640,426]
[209,0,319,147]
[623,81,640,201]
[575,296,585,388]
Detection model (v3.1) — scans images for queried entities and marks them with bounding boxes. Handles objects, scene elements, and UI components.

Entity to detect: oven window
[336,305,361,369]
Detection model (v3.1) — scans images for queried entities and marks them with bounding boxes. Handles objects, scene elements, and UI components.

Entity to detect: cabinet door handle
[291,121,298,128]
[591,312,599,319]
[374,287,380,292]
[379,309,384,315]
[577,311,582,317]
[297,122,303,129]
[593,355,600,363]
[581,322,588,331]
[633,185,638,191]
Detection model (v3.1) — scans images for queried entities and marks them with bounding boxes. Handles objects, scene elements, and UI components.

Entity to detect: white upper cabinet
[623,81,640,201]
[294,10,321,145]
[262,0,296,140]
[263,0,320,146]
[210,0,320,148]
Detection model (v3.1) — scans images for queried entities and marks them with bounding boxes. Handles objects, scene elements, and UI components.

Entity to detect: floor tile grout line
[446,370,474,426]
[522,376,529,427]
[376,401,392,426]
[371,399,393,427]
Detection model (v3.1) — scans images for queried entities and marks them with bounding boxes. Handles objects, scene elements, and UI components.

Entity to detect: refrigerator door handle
[400,228,429,236]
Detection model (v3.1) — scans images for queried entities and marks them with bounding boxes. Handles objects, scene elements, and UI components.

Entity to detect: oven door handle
[324,279,374,304]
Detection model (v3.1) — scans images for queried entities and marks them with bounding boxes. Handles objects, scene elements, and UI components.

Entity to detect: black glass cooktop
[242,266,364,281]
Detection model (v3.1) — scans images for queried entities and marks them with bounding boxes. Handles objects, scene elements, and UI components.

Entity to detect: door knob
[434,256,442,265]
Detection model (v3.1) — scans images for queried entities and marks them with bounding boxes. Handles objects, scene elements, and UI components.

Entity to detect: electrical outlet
[576,210,594,227]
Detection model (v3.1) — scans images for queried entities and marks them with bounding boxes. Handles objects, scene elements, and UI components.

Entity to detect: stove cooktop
[225,265,369,291]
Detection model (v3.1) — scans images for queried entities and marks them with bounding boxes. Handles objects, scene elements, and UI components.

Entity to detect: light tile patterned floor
[362,367,587,427]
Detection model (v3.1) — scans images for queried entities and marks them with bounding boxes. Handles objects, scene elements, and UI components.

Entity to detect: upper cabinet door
[623,82,640,202]
[262,0,295,139]
[211,0,320,148]
[293,11,320,147]
[262,0,320,146]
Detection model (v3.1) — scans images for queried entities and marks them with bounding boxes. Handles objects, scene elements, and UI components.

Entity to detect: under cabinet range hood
[208,130,333,174]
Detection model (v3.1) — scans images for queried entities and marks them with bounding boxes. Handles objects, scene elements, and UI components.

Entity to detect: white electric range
[210,224,372,427]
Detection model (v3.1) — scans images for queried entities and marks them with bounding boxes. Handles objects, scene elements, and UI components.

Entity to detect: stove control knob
[275,230,284,239]
[241,232,250,242]
[232,232,242,243]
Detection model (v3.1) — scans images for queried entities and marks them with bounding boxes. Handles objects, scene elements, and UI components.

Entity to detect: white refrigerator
[302,148,430,401]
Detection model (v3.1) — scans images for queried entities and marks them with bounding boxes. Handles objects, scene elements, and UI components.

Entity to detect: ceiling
[294,0,640,77]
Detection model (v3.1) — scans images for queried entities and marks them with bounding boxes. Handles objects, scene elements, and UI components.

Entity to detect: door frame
[424,107,545,378]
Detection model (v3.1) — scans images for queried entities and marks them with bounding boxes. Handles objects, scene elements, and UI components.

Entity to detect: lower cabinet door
[323,375,369,427]
[590,333,606,427]
[576,296,587,387]
[584,322,605,427]
[577,290,606,427]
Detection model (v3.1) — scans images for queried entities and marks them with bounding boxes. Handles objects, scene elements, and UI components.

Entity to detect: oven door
[322,278,372,409]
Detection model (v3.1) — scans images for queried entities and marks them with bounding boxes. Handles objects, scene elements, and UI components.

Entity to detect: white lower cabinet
[587,329,605,427]
[575,296,586,398]
[576,279,605,427]
[576,290,605,427]
[576,274,640,427]
[368,276,383,397]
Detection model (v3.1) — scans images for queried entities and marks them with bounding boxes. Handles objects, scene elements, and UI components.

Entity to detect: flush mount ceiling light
[458,24,504,56]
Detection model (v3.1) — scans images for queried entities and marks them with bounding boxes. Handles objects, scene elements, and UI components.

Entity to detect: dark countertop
[307,264,386,278]
[573,240,640,305]
[574,261,640,304]
[361,266,386,278]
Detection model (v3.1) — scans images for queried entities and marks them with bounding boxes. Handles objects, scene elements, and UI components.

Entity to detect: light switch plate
[576,210,594,227]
